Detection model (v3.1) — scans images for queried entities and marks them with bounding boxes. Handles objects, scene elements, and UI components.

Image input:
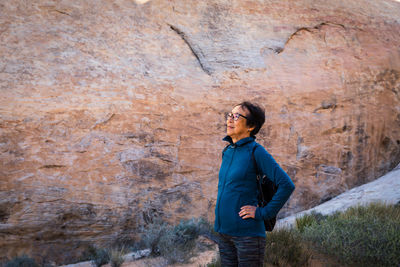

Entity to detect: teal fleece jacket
[214,136,295,237]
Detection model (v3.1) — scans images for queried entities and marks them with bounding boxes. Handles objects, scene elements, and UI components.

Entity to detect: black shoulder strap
[251,144,265,203]
[251,143,260,175]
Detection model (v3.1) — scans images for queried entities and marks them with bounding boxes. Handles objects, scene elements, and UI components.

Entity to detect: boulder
[0,0,399,263]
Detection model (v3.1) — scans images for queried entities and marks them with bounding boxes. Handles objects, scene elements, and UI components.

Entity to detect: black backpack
[222,144,278,232]
[251,144,278,232]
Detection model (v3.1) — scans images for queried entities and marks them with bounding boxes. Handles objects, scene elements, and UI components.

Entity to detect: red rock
[0,0,399,263]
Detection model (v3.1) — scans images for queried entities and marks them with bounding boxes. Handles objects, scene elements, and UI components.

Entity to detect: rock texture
[1,0,400,263]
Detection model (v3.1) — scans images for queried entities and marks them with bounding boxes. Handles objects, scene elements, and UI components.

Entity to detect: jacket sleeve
[254,145,295,221]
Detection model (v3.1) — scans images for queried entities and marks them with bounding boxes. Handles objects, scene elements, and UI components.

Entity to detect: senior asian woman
[214,101,295,267]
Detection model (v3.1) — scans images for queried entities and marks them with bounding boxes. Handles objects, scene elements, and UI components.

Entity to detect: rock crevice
[169,24,213,75]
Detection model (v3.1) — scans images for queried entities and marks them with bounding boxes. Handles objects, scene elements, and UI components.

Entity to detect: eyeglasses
[226,112,248,121]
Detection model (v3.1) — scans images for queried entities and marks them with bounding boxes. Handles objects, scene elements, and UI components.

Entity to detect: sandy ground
[102,249,218,267]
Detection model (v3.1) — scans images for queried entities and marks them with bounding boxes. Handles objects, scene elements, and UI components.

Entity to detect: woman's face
[226,105,253,142]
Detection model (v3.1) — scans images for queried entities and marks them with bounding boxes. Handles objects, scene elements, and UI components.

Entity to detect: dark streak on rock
[0,205,10,223]
[40,165,66,169]
[53,10,71,16]
[34,198,64,204]
[266,47,284,54]
[353,116,370,185]
[313,99,337,113]
[277,21,347,54]
[381,136,392,151]
[168,24,212,75]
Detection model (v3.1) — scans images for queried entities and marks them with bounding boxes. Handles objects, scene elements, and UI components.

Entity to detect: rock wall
[1,0,400,263]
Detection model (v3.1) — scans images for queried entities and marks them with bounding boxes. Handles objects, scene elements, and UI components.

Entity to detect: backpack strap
[251,144,265,204]
[251,144,260,174]
[251,143,263,178]
[251,143,279,231]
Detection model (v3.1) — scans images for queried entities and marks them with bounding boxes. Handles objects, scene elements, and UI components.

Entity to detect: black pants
[217,233,266,267]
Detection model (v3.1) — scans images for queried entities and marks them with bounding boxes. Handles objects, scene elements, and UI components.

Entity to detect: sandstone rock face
[1,0,399,263]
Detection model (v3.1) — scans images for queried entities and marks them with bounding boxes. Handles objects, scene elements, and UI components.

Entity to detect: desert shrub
[302,202,400,266]
[158,218,202,264]
[109,247,125,267]
[4,255,40,267]
[92,248,110,267]
[195,217,216,235]
[196,218,220,245]
[264,228,311,267]
[81,245,110,267]
[140,216,169,256]
[141,217,210,264]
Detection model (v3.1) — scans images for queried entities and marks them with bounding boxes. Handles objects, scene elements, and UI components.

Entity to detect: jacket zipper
[217,145,236,231]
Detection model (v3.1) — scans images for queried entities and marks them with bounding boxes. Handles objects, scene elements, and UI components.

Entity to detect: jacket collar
[223,135,256,147]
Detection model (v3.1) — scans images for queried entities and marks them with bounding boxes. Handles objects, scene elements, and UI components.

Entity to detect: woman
[214,101,295,267]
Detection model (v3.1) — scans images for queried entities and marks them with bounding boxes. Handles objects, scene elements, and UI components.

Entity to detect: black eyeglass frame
[227,112,248,121]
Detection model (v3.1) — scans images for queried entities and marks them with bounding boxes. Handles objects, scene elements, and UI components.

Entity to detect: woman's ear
[248,126,255,132]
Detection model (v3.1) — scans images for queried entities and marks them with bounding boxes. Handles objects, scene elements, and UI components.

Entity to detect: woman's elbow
[286,180,295,193]
[290,182,295,192]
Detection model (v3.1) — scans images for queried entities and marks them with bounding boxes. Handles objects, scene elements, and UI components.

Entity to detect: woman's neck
[231,133,250,144]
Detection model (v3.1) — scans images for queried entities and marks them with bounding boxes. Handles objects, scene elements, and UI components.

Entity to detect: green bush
[4,255,40,267]
[264,228,311,267]
[295,211,326,233]
[302,202,400,266]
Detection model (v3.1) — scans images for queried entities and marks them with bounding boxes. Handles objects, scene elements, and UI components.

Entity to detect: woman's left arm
[253,145,295,221]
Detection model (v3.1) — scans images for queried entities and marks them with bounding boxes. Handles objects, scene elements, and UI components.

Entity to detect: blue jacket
[214,136,295,237]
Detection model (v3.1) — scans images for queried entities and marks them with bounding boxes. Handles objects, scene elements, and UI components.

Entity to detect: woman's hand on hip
[239,205,256,219]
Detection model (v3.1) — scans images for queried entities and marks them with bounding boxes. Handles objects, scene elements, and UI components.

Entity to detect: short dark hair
[237,101,265,136]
